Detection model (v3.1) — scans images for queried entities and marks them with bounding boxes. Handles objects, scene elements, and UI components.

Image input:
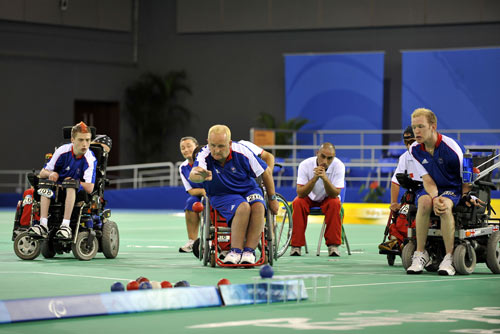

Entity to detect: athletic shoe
[438,253,456,276]
[406,250,430,274]
[290,246,301,256]
[378,239,398,251]
[179,239,195,253]
[28,225,48,238]
[219,250,229,260]
[240,251,256,265]
[328,245,340,257]
[223,250,242,264]
[56,226,72,239]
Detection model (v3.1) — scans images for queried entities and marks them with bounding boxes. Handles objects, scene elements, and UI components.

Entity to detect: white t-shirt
[296,156,345,202]
[391,150,423,185]
[238,140,263,156]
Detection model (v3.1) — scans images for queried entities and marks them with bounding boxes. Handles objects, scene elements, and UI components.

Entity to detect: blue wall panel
[284,52,385,159]
[402,48,500,145]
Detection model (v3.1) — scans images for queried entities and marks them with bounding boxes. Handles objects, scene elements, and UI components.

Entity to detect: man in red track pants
[290,143,345,257]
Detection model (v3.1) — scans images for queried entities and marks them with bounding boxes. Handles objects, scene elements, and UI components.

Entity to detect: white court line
[316,276,500,290]
[0,271,131,282]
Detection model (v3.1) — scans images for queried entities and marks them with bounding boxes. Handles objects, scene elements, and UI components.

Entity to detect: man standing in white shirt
[290,143,345,257]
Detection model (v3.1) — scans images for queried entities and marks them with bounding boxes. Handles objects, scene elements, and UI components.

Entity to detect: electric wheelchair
[12,127,119,261]
[401,149,500,274]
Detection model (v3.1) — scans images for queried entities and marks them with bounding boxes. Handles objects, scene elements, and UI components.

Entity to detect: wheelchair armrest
[474,180,497,191]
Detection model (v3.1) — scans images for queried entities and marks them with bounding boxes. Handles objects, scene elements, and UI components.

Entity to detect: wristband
[269,194,277,201]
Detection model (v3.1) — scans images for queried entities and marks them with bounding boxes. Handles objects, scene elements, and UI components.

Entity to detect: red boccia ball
[192,202,204,213]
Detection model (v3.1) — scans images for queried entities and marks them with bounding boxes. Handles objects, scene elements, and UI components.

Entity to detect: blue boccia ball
[174,280,190,288]
[110,281,125,292]
[139,281,153,289]
[260,264,274,279]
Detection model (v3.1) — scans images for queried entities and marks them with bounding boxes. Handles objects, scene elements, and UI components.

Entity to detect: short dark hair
[403,126,414,139]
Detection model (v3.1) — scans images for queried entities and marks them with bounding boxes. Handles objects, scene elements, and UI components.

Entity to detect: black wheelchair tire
[387,254,396,266]
[72,231,98,261]
[101,221,119,259]
[41,240,56,258]
[401,241,415,270]
[453,243,476,275]
[13,232,41,260]
[486,231,500,274]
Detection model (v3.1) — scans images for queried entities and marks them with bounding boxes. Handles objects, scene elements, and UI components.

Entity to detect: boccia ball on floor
[217,278,231,286]
[260,264,274,279]
[161,281,173,288]
[126,281,140,291]
[110,282,125,292]
[174,280,190,288]
[136,276,150,284]
[150,281,162,289]
[139,281,153,289]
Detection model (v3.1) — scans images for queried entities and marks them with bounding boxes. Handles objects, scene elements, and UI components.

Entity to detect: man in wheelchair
[406,108,483,276]
[28,121,97,240]
[190,125,279,265]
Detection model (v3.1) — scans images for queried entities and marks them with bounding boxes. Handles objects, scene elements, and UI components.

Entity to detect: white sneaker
[223,250,242,264]
[328,245,340,257]
[56,226,72,239]
[290,246,301,256]
[28,225,48,238]
[407,250,430,274]
[240,251,256,264]
[438,253,456,276]
[179,239,195,253]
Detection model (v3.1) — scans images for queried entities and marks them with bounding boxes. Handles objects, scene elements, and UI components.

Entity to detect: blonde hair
[208,124,231,141]
[411,108,437,125]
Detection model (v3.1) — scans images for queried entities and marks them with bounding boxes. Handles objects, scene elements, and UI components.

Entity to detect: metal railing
[1,129,499,194]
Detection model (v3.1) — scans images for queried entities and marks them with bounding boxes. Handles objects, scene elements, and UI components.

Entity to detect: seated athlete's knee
[236,201,251,214]
[418,195,433,212]
[251,201,265,213]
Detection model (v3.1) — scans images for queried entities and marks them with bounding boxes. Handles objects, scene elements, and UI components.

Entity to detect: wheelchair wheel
[453,243,476,275]
[274,194,292,259]
[401,241,415,270]
[13,232,41,260]
[72,231,98,261]
[387,253,396,266]
[101,221,119,259]
[41,240,56,258]
[210,251,216,268]
[265,207,274,266]
[202,197,211,265]
[486,231,500,274]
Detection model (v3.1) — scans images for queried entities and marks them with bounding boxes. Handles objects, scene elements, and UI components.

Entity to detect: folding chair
[313,185,351,256]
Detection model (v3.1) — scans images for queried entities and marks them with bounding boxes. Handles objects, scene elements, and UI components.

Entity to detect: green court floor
[0,209,499,334]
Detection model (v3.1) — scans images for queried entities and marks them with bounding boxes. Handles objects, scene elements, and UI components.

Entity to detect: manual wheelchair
[12,127,119,261]
[401,149,500,274]
[196,188,292,268]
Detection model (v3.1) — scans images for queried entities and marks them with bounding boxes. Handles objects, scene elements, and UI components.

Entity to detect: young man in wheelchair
[28,121,97,240]
[379,126,422,252]
[406,108,483,276]
[189,124,279,265]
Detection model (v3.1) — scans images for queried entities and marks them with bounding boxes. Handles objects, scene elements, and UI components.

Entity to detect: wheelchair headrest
[62,126,96,140]
[90,144,105,166]
[395,173,423,191]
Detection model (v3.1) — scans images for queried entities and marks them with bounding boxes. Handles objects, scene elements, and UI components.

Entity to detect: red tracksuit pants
[291,196,342,247]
